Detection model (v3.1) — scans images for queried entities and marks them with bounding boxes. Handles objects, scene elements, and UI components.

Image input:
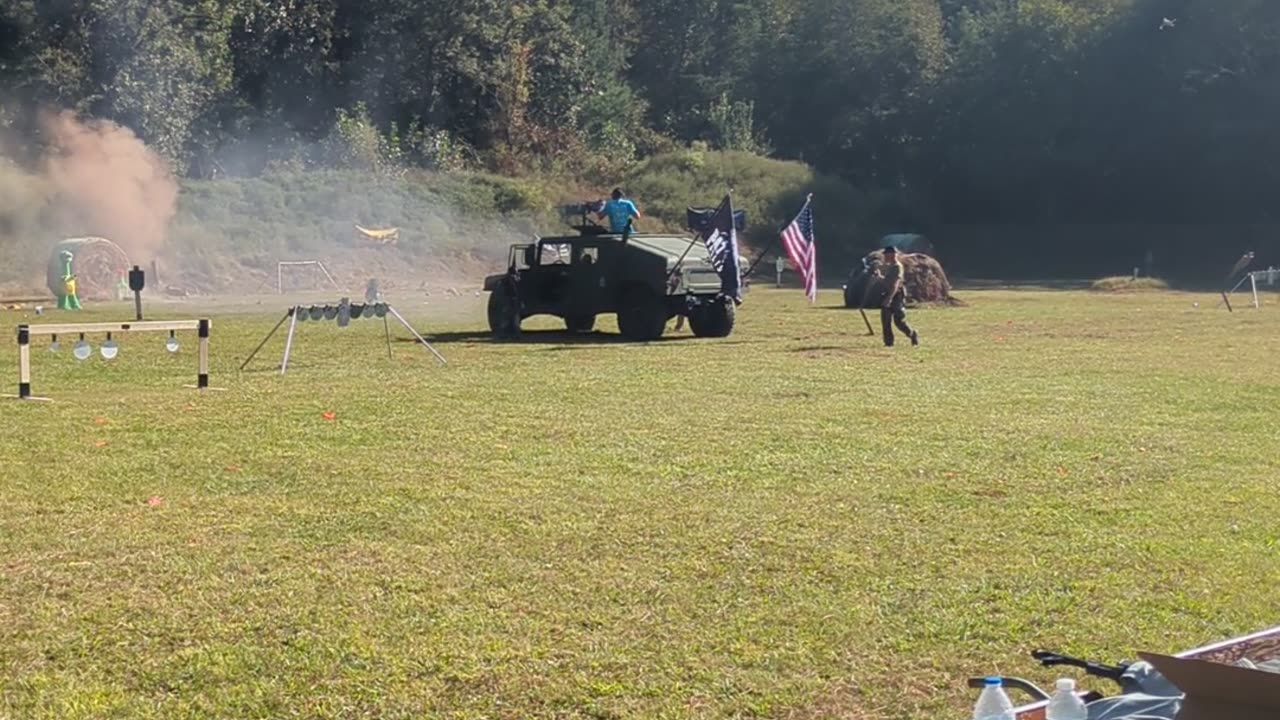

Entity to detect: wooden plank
[22,320,205,336]
[18,337,30,384]
[197,335,209,381]
[1178,625,1280,664]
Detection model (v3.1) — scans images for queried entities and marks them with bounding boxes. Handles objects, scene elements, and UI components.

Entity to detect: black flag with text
[699,193,743,302]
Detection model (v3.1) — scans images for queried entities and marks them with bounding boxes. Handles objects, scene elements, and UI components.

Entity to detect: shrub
[1090,276,1170,292]
[622,150,864,272]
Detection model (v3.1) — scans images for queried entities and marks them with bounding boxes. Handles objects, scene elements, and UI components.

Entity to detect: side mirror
[523,246,537,266]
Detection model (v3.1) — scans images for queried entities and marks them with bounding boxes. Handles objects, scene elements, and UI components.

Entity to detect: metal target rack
[1223,267,1279,310]
[240,299,445,375]
[12,319,211,402]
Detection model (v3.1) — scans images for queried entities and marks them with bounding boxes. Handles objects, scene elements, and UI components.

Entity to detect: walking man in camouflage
[876,246,919,347]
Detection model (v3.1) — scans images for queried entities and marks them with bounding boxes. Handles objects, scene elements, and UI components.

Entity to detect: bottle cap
[984,677,1002,686]
[1056,678,1076,691]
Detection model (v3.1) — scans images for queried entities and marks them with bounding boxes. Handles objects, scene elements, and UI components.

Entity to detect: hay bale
[46,237,130,300]
[844,250,961,308]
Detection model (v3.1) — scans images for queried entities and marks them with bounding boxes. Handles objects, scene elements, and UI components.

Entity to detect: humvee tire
[488,285,519,336]
[565,314,596,333]
[617,287,667,341]
[688,299,735,338]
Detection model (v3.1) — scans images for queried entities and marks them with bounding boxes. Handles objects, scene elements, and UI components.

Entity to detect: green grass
[1090,276,1170,292]
[1,289,1278,719]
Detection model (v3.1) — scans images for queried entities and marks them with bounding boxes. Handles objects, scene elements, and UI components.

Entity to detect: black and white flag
[699,193,743,302]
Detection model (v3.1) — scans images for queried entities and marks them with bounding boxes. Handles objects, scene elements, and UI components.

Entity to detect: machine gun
[685,206,746,234]
[559,201,609,235]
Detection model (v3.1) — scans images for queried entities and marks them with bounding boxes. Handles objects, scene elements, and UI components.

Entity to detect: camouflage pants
[880,295,915,347]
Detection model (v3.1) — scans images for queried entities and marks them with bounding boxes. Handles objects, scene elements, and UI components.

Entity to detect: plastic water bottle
[973,677,1015,720]
[1045,678,1089,720]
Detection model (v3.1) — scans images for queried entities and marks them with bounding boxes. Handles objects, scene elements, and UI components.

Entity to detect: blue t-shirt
[602,199,638,233]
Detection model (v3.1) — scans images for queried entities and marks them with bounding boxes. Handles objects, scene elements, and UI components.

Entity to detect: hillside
[0,151,860,297]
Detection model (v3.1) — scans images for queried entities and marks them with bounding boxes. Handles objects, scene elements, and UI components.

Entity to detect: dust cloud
[38,109,178,262]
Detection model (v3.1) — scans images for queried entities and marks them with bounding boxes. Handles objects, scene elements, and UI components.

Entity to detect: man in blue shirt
[598,188,641,234]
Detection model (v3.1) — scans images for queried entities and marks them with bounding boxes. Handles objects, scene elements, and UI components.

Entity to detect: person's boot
[910,330,919,346]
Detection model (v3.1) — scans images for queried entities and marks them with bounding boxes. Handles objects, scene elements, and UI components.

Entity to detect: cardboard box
[1139,652,1280,720]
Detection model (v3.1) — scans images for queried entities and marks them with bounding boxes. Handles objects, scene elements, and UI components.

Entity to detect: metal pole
[277,263,283,295]
[383,315,393,360]
[239,311,291,371]
[858,270,879,337]
[742,236,780,279]
[387,305,447,365]
[1218,274,1250,309]
[318,262,339,289]
[197,319,210,389]
[665,231,704,285]
[746,194,811,280]
[17,325,31,400]
[1251,273,1260,309]
[280,308,299,374]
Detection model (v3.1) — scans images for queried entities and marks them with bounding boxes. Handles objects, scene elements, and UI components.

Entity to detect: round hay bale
[844,250,962,308]
[47,238,130,300]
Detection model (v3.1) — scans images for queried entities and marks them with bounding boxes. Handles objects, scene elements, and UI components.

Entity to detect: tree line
[2,1,1278,276]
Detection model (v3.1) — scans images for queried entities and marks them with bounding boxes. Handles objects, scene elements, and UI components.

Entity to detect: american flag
[781,196,817,302]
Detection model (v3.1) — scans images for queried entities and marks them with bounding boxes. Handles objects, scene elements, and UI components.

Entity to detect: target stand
[240,299,445,375]
[1222,268,1279,310]
[11,319,212,402]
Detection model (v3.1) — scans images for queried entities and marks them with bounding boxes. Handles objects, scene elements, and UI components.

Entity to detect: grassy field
[1,288,1278,719]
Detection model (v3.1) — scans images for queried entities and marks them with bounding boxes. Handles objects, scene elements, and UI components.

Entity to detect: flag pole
[666,229,704,285]
[744,193,811,278]
[666,188,733,285]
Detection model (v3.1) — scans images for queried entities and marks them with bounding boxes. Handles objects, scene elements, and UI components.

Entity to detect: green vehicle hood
[628,235,746,270]
[627,235,746,293]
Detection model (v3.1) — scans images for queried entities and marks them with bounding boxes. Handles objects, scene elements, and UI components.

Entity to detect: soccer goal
[277,261,340,294]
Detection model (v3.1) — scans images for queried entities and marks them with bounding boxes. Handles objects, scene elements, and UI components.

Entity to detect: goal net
[277,261,339,294]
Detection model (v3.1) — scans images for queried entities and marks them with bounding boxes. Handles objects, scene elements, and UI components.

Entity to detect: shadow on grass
[950,278,1092,291]
[791,345,859,353]
[408,329,704,346]
[237,360,320,375]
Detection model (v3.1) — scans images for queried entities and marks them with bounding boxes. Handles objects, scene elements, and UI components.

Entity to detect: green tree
[757,0,945,190]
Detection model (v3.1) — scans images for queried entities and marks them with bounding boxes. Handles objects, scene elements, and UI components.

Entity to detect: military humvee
[482,210,740,341]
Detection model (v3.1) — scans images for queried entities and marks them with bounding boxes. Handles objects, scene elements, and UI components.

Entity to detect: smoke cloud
[38,109,178,262]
